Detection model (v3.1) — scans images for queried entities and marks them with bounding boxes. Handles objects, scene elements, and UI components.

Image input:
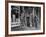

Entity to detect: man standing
[34,16,38,28]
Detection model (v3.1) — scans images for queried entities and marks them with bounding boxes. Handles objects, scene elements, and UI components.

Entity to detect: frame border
[5,0,45,37]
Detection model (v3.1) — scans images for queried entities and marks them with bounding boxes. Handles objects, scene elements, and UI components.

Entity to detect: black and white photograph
[8,2,44,35]
[11,6,41,31]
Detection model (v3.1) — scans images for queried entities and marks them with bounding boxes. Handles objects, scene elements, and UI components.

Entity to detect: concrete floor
[11,24,40,31]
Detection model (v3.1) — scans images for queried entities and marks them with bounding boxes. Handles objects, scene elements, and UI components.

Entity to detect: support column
[12,14,15,22]
[32,8,34,27]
